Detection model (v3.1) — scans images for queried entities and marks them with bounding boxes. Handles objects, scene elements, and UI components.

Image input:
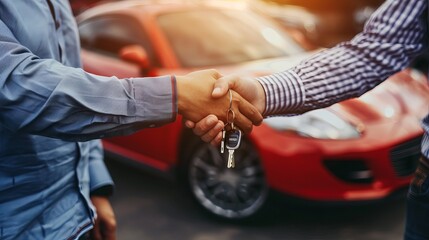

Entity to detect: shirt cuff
[89,158,115,195]
[132,75,178,126]
[91,185,114,197]
[256,70,306,116]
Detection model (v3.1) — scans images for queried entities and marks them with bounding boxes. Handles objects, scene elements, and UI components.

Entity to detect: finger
[212,75,236,98]
[200,121,224,143]
[237,97,264,126]
[210,130,224,146]
[99,216,116,240]
[231,101,254,134]
[90,220,102,240]
[103,228,117,240]
[192,115,219,137]
[184,120,196,129]
[209,69,223,79]
[230,92,263,130]
[234,111,254,134]
[231,95,262,133]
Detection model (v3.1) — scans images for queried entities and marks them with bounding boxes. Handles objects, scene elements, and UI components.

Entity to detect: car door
[79,14,160,77]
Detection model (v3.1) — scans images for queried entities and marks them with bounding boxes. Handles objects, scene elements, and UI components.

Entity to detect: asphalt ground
[106,157,406,240]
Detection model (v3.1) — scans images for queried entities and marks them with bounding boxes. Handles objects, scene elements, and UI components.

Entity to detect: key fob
[225,128,242,150]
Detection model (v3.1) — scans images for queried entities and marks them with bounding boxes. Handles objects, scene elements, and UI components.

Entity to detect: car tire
[181,135,269,220]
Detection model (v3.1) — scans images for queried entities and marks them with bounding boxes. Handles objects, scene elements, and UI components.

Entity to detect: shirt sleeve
[257,0,428,116]
[88,140,114,196]
[0,19,177,141]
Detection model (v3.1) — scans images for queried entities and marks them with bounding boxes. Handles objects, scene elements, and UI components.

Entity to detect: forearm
[258,0,427,116]
[0,51,177,141]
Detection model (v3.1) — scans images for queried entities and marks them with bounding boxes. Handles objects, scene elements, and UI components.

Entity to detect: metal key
[225,128,242,168]
[220,128,226,154]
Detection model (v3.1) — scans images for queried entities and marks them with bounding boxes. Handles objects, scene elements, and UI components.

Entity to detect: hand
[212,74,266,114]
[185,74,266,145]
[177,69,263,134]
[184,114,225,146]
[90,196,117,240]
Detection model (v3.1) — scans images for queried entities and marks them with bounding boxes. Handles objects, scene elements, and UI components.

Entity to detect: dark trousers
[404,156,429,240]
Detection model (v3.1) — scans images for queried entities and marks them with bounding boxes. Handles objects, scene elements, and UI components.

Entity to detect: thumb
[212,75,236,98]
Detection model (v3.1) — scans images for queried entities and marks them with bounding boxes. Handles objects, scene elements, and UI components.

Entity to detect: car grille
[323,159,373,184]
[389,136,422,177]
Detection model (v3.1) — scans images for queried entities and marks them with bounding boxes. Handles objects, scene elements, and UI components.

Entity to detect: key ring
[226,90,235,129]
[228,89,233,110]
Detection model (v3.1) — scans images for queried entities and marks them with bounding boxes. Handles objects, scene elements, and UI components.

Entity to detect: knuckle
[107,219,117,230]
[208,68,218,75]
[207,130,218,140]
[192,128,203,137]
[244,124,252,134]
[232,95,241,104]
[199,121,209,131]
[201,134,212,143]
[211,134,222,146]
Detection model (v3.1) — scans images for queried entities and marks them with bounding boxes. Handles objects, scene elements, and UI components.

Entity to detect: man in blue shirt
[0,1,262,239]
[190,0,429,239]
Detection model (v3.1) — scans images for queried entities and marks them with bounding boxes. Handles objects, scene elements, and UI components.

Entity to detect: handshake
[176,69,266,145]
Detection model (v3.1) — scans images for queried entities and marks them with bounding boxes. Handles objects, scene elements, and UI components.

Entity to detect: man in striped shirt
[188,0,429,239]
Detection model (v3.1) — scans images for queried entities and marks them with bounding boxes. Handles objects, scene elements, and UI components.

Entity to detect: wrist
[175,75,187,115]
[254,79,266,116]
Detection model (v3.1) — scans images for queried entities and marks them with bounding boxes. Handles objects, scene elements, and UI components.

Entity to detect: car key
[225,128,242,168]
[220,128,226,154]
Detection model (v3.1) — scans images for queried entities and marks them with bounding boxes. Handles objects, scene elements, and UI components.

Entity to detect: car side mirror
[119,44,150,69]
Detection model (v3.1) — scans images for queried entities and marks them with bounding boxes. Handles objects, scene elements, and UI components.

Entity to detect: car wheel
[185,137,269,220]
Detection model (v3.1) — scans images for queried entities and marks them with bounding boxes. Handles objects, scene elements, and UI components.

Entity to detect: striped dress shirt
[257,0,429,157]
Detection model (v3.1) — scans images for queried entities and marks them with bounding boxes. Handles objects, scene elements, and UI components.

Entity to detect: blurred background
[71,0,385,48]
[70,0,429,239]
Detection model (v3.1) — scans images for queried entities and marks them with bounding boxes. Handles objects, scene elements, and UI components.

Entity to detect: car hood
[216,51,316,77]
[333,70,429,123]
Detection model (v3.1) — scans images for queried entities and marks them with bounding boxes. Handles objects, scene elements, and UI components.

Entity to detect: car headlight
[263,109,361,140]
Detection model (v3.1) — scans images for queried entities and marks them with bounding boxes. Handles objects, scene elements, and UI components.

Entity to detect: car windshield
[157,9,304,67]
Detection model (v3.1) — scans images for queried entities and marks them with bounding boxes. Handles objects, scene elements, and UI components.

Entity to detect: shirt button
[55,21,60,29]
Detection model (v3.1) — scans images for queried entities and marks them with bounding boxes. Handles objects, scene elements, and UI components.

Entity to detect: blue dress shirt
[0,1,177,239]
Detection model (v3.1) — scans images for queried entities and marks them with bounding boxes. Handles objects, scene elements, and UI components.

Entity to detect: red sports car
[77,1,429,220]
